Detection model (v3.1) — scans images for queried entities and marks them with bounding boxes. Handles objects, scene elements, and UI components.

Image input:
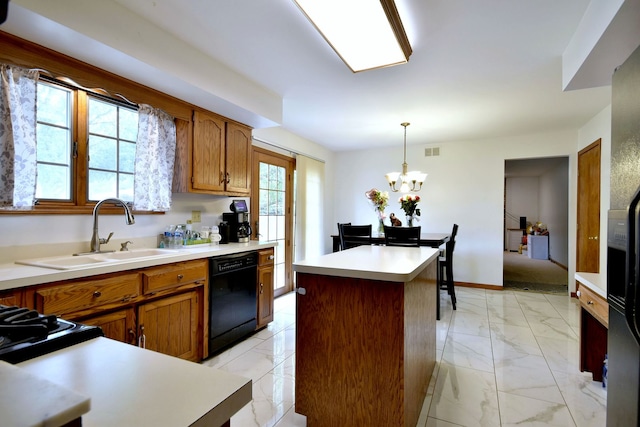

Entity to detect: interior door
[577,139,601,273]
[251,147,295,297]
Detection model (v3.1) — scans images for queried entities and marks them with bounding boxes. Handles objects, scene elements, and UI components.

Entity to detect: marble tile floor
[202,287,607,427]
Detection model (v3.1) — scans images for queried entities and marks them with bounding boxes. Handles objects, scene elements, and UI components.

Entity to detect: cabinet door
[192,110,226,192]
[0,289,22,307]
[257,263,274,329]
[225,121,251,194]
[138,291,200,361]
[80,308,136,345]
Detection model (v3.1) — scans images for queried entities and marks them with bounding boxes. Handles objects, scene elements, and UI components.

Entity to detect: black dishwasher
[209,251,258,354]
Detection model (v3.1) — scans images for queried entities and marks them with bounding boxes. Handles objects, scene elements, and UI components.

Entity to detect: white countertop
[575,272,606,299]
[0,241,276,291]
[293,245,439,282]
[18,337,251,427]
[0,360,90,427]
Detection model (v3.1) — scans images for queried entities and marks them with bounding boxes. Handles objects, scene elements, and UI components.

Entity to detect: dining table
[331,232,450,252]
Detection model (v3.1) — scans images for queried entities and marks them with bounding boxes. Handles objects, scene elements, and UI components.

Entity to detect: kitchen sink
[15,248,179,270]
[94,248,178,260]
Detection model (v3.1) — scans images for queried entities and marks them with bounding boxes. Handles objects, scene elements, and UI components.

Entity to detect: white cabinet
[528,235,549,260]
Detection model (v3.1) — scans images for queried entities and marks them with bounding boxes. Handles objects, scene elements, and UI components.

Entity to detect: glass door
[251,147,295,297]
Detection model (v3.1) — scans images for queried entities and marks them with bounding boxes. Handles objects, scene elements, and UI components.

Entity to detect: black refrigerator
[607,43,640,426]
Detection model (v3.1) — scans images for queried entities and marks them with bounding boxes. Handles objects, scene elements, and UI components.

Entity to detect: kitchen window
[34,78,138,209]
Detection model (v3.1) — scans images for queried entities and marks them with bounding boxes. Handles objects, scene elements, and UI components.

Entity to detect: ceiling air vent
[424,147,440,157]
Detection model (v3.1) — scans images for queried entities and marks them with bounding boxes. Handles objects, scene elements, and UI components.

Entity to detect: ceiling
[1,0,632,152]
[109,0,614,152]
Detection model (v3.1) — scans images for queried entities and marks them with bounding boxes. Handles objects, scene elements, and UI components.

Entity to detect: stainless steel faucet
[89,198,135,253]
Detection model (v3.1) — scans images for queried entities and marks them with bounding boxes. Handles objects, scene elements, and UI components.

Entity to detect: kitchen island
[293,245,439,427]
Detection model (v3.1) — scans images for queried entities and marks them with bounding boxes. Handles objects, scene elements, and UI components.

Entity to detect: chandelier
[385,122,427,192]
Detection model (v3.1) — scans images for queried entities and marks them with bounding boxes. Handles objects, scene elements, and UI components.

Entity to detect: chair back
[340,224,372,250]
[444,224,459,260]
[383,225,421,247]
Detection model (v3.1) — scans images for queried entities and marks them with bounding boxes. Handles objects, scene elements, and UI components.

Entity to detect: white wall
[539,160,569,266]
[332,129,579,288]
[505,176,540,229]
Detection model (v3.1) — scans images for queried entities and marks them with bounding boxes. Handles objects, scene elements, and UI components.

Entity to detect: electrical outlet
[191,210,201,223]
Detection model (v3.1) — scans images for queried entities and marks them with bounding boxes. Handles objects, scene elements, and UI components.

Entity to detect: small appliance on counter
[0,305,104,364]
[223,200,252,243]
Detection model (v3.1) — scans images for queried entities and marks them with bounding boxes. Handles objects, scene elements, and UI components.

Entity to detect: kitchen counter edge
[0,241,277,292]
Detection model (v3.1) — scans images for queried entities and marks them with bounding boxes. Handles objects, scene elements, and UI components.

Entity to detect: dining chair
[337,223,351,250]
[339,224,372,250]
[438,224,459,313]
[383,225,421,247]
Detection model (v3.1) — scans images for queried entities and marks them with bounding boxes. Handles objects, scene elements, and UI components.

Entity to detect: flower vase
[406,215,414,227]
[378,218,385,236]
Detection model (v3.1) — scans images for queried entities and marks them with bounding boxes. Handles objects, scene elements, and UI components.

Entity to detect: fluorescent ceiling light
[293,0,412,73]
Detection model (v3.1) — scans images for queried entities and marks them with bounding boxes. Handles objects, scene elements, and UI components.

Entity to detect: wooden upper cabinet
[192,110,226,193]
[180,109,252,195]
[225,121,252,194]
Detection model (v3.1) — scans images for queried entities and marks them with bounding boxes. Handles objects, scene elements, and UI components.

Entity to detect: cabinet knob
[177,274,184,280]
[93,291,102,298]
[268,255,275,260]
[587,300,594,305]
[297,287,307,296]
[220,171,226,184]
[260,283,263,294]
[576,290,581,298]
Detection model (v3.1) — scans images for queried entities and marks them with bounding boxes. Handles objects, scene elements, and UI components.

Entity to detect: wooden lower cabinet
[138,291,199,362]
[257,248,275,329]
[30,259,207,362]
[80,308,136,345]
[0,289,23,307]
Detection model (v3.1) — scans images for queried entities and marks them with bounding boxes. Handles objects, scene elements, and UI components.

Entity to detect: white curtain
[134,104,176,211]
[295,155,325,262]
[0,65,39,208]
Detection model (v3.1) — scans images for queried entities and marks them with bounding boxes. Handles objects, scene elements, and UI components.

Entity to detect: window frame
[19,78,143,214]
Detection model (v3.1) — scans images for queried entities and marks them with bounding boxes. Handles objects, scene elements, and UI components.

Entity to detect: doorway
[251,147,295,297]
[503,157,569,293]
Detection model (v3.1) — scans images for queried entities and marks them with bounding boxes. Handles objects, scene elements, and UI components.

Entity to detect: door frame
[250,146,295,297]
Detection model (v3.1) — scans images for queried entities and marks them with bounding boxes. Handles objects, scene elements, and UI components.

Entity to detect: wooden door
[81,308,136,345]
[225,122,252,194]
[251,148,295,297]
[192,110,225,192]
[577,139,601,273]
[138,291,199,361]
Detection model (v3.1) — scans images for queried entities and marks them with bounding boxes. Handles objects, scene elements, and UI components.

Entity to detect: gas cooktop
[0,305,104,364]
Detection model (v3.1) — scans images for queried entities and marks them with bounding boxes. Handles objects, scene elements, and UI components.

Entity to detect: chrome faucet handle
[100,232,114,245]
[120,241,133,251]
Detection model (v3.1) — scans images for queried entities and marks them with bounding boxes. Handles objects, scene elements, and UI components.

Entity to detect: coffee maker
[223,200,252,243]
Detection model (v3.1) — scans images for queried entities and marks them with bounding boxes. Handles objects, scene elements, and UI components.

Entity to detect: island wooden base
[295,260,437,426]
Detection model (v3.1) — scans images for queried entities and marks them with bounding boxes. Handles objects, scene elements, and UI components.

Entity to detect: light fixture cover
[293,0,412,72]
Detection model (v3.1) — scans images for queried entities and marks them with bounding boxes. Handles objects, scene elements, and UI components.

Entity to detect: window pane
[37,83,69,127]
[36,124,70,164]
[260,162,269,189]
[119,141,136,173]
[36,82,72,201]
[36,164,70,199]
[89,170,117,200]
[119,108,138,141]
[89,136,117,170]
[119,174,134,202]
[259,189,269,215]
[89,98,117,137]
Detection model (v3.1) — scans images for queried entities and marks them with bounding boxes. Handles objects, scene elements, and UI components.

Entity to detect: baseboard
[455,281,503,291]
[550,258,568,270]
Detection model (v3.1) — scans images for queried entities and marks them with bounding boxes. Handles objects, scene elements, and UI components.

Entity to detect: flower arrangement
[365,188,389,217]
[366,188,389,235]
[399,194,421,218]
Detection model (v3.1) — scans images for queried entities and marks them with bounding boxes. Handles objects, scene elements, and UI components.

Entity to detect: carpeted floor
[503,250,569,294]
